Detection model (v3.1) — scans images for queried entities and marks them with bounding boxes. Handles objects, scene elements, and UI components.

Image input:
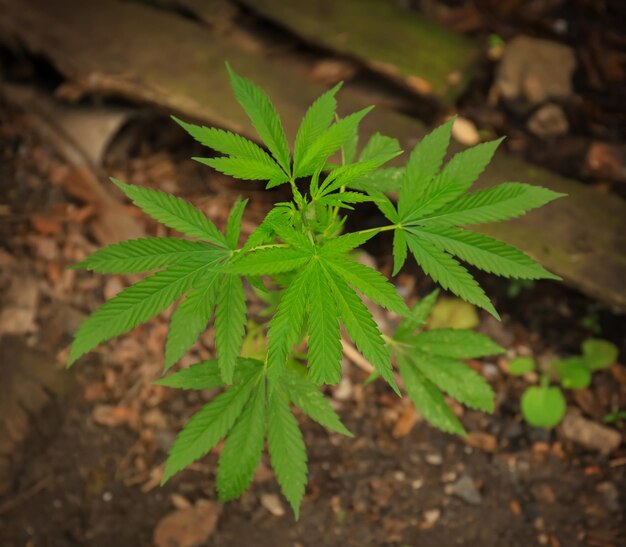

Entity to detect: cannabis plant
[69,64,564,517]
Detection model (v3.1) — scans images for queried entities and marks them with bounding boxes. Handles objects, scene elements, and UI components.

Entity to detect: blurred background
[0,0,625,545]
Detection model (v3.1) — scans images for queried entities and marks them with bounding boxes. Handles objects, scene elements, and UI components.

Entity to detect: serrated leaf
[172,116,279,164]
[294,83,342,176]
[419,182,566,227]
[320,157,399,196]
[225,197,248,249]
[411,329,505,358]
[324,266,399,395]
[398,118,454,218]
[194,156,289,183]
[165,269,221,370]
[521,386,566,428]
[306,262,342,385]
[348,166,404,193]
[284,370,352,436]
[226,63,291,174]
[217,379,266,501]
[404,232,499,319]
[319,191,372,209]
[370,190,399,223]
[359,133,402,163]
[241,206,291,253]
[412,353,495,412]
[267,388,308,519]
[228,247,312,275]
[319,230,378,256]
[297,107,373,177]
[267,266,312,382]
[404,138,504,222]
[395,289,440,340]
[215,274,247,383]
[392,229,408,276]
[582,339,618,370]
[69,260,216,366]
[325,257,409,316]
[162,372,258,482]
[408,227,559,280]
[398,354,465,435]
[155,358,262,390]
[112,179,227,246]
[72,238,220,274]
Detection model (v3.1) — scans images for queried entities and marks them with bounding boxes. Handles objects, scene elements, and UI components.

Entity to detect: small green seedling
[68,64,564,517]
[510,339,618,428]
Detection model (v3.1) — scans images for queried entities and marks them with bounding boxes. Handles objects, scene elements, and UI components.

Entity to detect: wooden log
[1,0,625,310]
[237,0,478,103]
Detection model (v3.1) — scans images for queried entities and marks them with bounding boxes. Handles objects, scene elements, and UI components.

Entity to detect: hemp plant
[69,64,564,517]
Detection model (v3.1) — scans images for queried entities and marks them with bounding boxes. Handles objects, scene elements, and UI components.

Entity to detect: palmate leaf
[284,370,352,436]
[306,262,342,385]
[69,259,218,366]
[217,379,266,501]
[324,267,400,395]
[154,357,261,390]
[319,230,379,256]
[73,238,218,274]
[112,179,227,247]
[293,83,342,176]
[320,155,400,197]
[228,247,312,275]
[359,133,402,163]
[215,273,247,383]
[404,233,499,318]
[194,156,289,183]
[226,63,291,174]
[407,227,560,280]
[397,354,465,435]
[267,387,308,519]
[162,367,259,483]
[318,191,372,209]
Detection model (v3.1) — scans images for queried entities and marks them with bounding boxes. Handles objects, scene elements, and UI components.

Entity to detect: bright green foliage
[69,65,564,517]
[510,338,618,428]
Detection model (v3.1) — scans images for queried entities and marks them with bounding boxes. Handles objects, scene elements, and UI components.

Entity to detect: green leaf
[306,262,342,385]
[284,370,352,436]
[325,257,409,316]
[395,289,440,340]
[293,83,342,176]
[319,191,372,209]
[72,238,219,274]
[404,138,504,221]
[165,269,221,370]
[297,107,373,177]
[225,197,248,249]
[194,156,289,183]
[267,266,312,382]
[404,232,499,319]
[359,133,402,163]
[418,183,566,227]
[411,329,505,358]
[370,191,399,223]
[407,227,559,280]
[392,229,408,276]
[226,63,291,174]
[398,354,465,435]
[172,116,279,164]
[112,179,227,246]
[521,386,566,428]
[412,353,495,412]
[227,247,312,275]
[582,339,618,370]
[555,357,591,389]
[215,274,247,383]
[319,230,378,256]
[155,358,262,390]
[321,157,399,196]
[398,118,454,218]
[267,388,308,519]
[69,260,216,366]
[162,371,258,482]
[508,356,536,376]
[348,166,404,193]
[324,266,400,395]
[217,379,266,501]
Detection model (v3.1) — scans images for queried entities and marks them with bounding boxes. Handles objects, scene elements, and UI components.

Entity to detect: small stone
[452,117,481,146]
[464,432,497,453]
[411,479,424,490]
[425,453,443,466]
[448,475,482,505]
[421,508,441,529]
[560,411,621,454]
[527,104,569,138]
[333,378,353,402]
[585,142,626,183]
[260,493,285,517]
